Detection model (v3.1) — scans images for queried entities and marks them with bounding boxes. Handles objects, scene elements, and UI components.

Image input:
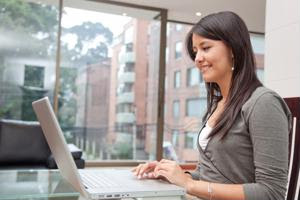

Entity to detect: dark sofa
[0,119,84,170]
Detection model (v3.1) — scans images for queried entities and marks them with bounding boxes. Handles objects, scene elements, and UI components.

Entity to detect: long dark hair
[186,11,263,139]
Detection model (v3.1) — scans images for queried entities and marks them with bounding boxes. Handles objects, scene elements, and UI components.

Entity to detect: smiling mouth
[201,65,211,73]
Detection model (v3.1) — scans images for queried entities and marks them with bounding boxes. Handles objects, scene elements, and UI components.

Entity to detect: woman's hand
[154,159,192,188]
[131,161,158,179]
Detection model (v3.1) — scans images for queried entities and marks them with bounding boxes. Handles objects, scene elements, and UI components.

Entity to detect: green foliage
[0,0,58,33]
[0,0,58,58]
[0,0,113,128]
[61,21,113,66]
[0,98,21,119]
[20,86,47,121]
[58,67,78,128]
[111,142,133,159]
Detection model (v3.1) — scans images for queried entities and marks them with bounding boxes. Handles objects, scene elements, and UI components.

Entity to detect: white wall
[4,57,56,90]
[264,0,300,98]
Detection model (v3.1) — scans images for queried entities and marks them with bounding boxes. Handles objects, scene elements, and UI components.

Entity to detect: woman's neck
[217,78,231,103]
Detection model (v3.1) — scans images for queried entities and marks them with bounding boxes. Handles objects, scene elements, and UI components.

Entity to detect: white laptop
[32,97,185,200]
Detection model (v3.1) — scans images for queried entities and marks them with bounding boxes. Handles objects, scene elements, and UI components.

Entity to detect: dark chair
[284,97,300,200]
[0,119,84,170]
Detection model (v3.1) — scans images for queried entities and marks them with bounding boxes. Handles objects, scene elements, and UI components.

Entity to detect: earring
[231,58,235,71]
[231,66,234,71]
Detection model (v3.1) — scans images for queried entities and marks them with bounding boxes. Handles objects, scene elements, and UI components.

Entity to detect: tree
[0,0,58,120]
[61,21,113,66]
[58,67,78,128]
[0,0,58,58]
[0,0,114,139]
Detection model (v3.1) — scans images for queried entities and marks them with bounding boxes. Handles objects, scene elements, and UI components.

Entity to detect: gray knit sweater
[190,87,292,200]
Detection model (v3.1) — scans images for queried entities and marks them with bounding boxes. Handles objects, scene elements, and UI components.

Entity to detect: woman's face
[192,33,233,85]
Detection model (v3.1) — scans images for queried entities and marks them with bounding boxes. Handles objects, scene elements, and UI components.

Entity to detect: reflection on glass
[0,1,264,163]
[164,22,202,162]
[0,0,58,121]
[0,170,77,198]
[60,0,161,161]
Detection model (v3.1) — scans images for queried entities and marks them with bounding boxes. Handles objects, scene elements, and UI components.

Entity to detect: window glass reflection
[0,0,58,121]
[60,0,161,160]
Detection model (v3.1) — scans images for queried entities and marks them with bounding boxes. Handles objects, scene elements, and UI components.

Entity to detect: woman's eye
[203,47,210,51]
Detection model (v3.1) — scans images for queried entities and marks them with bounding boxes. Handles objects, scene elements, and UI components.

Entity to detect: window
[117,83,133,95]
[126,43,133,52]
[200,72,204,83]
[0,0,193,163]
[250,33,265,83]
[184,132,198,149]
[124,26,134,44]
[172,130,179,147]
[175,24,183,31]
[115,122,133,133]
[163,22,198,162]
[256,68,264,83]
[0,1,58,122]
[59,0,162,161]
[175,41,182,59]
[174,70,181,88]
[124,62,134,72]
[173,100,180,119]
[186,98,206,117]
[187,67,200,86]
[24,65,45,88]
[116,103,133,113]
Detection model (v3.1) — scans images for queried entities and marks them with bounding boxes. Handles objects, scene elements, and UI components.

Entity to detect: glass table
[0,170,192,200]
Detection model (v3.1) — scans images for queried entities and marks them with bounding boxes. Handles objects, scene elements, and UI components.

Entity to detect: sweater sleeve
[243,92,290,200]
[185,162,201,180]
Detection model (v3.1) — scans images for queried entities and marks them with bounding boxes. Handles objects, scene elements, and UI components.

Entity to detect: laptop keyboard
[80,170,121,189]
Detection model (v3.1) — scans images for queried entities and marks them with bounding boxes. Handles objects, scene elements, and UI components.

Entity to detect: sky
[62,7,131,36]
[61,7,131,52]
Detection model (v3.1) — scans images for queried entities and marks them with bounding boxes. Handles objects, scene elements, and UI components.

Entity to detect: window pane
[174,70,181,88]
[175,41,182,59]
[61,0,161,160]
[24,65,45,88]
[184,132,198,149]
[175,24,183,31]
[187,67,200,86]
[0,0,58,121]
[251,33,265,83]
[173,100,180,119]
[164,22,205,162]
[186,98,206,117]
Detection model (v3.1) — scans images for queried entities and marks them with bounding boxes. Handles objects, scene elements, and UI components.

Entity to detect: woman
[132,11,291,200]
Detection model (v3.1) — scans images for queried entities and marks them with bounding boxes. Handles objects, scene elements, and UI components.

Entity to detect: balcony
[117,92,134,104]
[119,52,135,64]
[118,72,135,83]
[116,112,136,123]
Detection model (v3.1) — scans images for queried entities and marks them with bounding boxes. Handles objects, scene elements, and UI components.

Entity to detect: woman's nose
[195,51,204,64]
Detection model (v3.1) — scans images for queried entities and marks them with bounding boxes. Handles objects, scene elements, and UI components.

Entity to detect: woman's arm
[242,92,290,200]
[186,180,245,200]
[154,159,245,200]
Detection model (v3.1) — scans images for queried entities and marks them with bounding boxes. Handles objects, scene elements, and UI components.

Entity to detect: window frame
[51,0,169,165]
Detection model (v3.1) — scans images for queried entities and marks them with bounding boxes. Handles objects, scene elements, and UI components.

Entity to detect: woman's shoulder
[242,86,290,116]
[244,86,282,106]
